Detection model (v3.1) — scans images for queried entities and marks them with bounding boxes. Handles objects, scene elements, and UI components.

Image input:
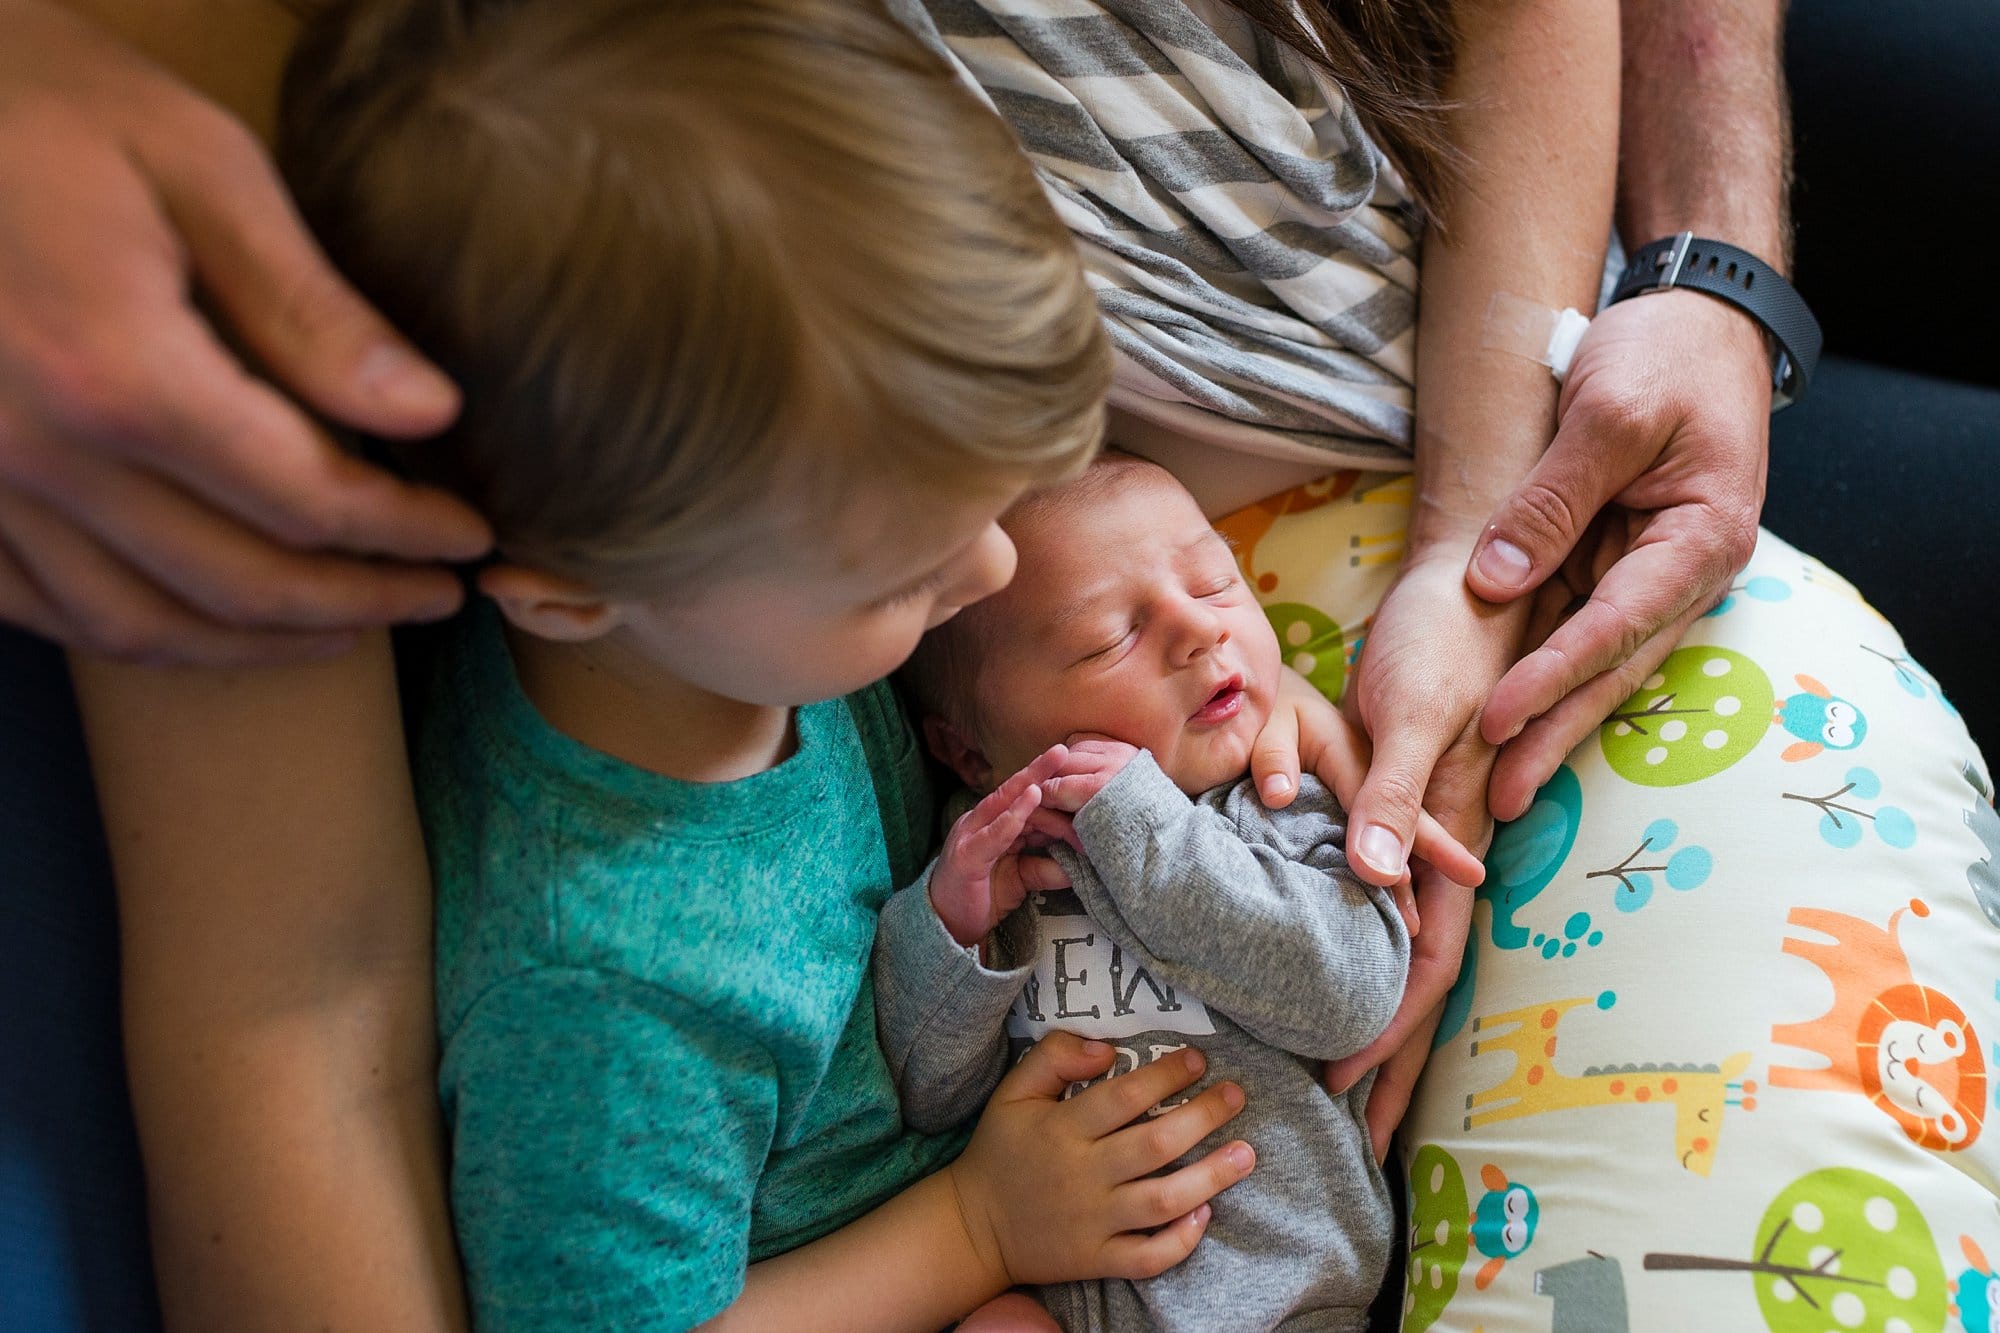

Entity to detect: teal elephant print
[1482,765,1713,958]
[1483,765,1582,950]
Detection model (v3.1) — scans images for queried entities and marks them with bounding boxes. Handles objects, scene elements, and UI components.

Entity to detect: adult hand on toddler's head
[0,2,490,666]
[945,1033,1253,1289]
[929,745,1075,947]
[1467,290,1770,819]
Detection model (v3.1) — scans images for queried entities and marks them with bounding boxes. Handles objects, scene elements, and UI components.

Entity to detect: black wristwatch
[1608,233,1823,410]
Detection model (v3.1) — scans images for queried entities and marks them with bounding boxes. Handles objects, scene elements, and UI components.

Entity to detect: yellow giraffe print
[1463,993,1755,1176]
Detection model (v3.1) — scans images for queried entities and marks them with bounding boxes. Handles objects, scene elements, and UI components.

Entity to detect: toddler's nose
[942,522,1017,610]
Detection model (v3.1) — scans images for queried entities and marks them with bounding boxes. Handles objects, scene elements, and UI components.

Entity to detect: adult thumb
[1464,409,1624,604]
[999,1031,1117,1101]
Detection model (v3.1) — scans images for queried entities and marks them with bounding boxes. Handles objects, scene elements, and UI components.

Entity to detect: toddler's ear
[480,564,623,642]
[922,714,993,791]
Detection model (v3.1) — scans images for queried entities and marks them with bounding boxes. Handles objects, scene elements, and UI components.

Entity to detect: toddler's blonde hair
[279,0,1108,589]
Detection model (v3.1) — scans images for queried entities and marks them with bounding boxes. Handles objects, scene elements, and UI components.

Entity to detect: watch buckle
[1654,231,1696,289]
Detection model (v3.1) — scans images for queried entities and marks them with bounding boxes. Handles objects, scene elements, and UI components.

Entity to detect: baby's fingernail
[1260,773,1292,801]
[1221,1083,1245,1110]
[1227,1144,1254,1171]
[1354,824,1406,877]
[1475,536,1532,588]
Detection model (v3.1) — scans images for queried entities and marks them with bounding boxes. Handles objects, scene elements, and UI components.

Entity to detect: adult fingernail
[1260,773,1292,801]
[1475,536,1532,588]
[1192,1204,1212,1226]
[1081,1040,1110,1057]
[359,343,458,417]
[1355,824,1406,878]
[1221,1082,1245,1110]
[1182,1049,1205,1075]
[1228,1144,1254,1171]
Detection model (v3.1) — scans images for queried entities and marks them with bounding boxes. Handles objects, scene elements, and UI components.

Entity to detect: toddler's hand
[1039,735,1141,814]
[930,745,1074,947]
[946,1033,1253,1288]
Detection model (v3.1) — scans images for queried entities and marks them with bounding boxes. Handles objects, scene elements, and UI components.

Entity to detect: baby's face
[969,468,1281,794]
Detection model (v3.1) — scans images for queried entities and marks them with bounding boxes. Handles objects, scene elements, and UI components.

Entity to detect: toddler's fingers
[1098,1205,1213,1282]
[1106,1079,1246,1179]
[1114,1138,1254,1232]
[996,1031,1118,1103]
[1066,1046,1209,1138]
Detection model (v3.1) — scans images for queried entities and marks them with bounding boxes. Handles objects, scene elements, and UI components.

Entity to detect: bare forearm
[1619,0,1789,265]
[1409,0,1620,554]
[73,640,466,1333]
[705,1168,1001,1332]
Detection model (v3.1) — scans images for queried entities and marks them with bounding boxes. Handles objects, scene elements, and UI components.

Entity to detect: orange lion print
[1770,898,1986,1150]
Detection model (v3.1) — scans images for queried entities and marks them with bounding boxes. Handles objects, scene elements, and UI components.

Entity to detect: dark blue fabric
[0,626,158,1333]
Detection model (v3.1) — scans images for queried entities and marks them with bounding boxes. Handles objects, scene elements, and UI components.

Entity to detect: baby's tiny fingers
[1099,1205,1212,1281]
[964,784,1044,859]
[1014,852,1070,893]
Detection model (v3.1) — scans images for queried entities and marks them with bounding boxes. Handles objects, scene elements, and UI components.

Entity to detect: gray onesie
[873,752,1410,1332]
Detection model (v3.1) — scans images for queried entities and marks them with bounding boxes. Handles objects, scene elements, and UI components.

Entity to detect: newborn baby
[878,451,1413,1332]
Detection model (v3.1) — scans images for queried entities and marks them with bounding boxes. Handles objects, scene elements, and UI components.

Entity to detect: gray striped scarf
[895,0,1421,468]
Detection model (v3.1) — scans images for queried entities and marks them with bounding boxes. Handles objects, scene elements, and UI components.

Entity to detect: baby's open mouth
[1190,674,1246,723]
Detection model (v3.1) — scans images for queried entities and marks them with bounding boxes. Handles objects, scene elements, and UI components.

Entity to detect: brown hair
[278,0,1108,589]
[1231,0,1462,226]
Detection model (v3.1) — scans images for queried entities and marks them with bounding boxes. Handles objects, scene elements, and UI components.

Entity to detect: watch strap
[1610,233,1823,409]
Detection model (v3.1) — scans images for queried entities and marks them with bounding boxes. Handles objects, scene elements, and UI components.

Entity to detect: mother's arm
[1325,0,1619,1123]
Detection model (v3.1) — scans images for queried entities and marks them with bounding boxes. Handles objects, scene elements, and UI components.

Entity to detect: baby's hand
[1038,735,1141,814]
[930,745,1074,947]
[945,1033,1253,1288]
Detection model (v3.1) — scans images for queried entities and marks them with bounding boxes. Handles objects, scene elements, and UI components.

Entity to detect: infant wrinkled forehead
[900,449,1196,725]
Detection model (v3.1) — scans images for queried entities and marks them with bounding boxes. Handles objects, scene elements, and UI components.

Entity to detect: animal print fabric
[1221,472,2000,1333]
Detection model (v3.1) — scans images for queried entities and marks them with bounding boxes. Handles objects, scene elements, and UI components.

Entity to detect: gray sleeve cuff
[1073,749,1194,859]
[875,866,1033,1041]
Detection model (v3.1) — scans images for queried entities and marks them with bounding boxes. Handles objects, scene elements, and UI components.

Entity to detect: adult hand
[1247,668,1485,896]
[0,1,491,666]
[1323,555,1523,1110]
[1465,291,1770,819]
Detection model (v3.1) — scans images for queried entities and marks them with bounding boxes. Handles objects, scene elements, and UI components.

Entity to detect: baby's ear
[922,714,993,791]
[479,564,623,642]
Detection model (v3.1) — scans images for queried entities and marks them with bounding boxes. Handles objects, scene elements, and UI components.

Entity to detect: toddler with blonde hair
[276,0,1263,1327]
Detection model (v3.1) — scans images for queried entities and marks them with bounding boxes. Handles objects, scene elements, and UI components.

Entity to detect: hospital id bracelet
[1609,233,1823,410]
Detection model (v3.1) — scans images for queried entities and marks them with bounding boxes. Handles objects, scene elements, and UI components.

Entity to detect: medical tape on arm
[1480,292,1591,382]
